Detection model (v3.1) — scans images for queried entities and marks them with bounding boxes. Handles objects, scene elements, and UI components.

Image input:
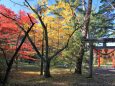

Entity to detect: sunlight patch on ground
[38,80,46,83]
[53,82,67,85]
[51,68,70,74]
[21,71,40,75]
[109,69,115,72]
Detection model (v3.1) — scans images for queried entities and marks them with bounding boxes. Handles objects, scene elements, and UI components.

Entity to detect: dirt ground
[7,65,115,86]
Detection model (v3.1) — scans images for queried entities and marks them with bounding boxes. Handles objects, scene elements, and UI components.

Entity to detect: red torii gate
[85,38,115,77]
[94,48,115,68]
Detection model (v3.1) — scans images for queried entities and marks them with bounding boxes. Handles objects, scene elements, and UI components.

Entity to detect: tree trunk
[40,59,44,75]
[75,45,85,74]
[44,60,51,78]
[40,30,44,75]
[2,65,11,86]
[75,0,92,75]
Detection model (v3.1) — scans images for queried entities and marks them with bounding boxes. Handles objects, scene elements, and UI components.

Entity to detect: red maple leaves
[0,5,36,61]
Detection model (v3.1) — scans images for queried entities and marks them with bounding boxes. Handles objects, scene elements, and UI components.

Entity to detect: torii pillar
[112,52,115,68]
[88,42,94,78]
[97,50,101,68]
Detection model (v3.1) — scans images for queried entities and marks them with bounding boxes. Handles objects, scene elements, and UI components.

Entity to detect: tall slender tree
[75,0,92,74]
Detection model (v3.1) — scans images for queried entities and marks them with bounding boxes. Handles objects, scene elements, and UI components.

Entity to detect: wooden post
[98,50,100,68]
[88,42,93,78]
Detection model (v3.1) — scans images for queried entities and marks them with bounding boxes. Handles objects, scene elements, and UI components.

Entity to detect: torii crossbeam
[85,38,115,43]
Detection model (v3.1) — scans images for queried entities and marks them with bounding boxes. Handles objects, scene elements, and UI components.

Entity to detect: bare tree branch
[25,0,49,60]
[24,0,47,30]
[27,13,34,24]
[24,0,38,15]
[9,0,25,7]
